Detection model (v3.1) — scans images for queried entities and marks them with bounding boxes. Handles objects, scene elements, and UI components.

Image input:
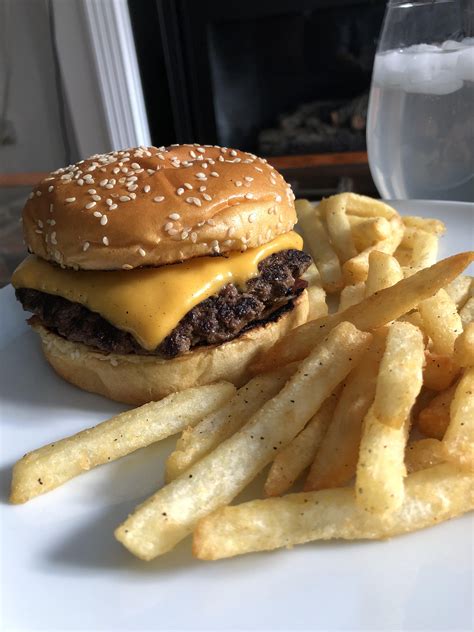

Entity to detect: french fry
[419,289,463,356]
[305,329,387,491]
[398,311,428,343]
[453,323,474,367]
[356,322,424,514]
[342,215,405,285]
[442,368,474,471]
[372,322,425,429]
[460,297,474,328]
[416,384,457,439]
[348,216,391,251]
[9,383,236,504]
[252,252,474,373]
[343,193,398,219]
[402,215,446,236]
[365,251,403,297]
[320,195,357,262]
[338,282,365,312]
[423,352,460,391]
[264,393,339,497]
[405,439,445,474]
[295,199,343,292]
[301,263,328,321]
[396,226,439,274]
[115,322,371,560]
[444,275,472,309]
[165,365,296,482]
[193,464,473,560]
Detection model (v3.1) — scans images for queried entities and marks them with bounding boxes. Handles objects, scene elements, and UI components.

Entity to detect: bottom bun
[31,291,308,405]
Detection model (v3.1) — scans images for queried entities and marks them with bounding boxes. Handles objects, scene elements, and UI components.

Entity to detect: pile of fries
[10,194,474,562]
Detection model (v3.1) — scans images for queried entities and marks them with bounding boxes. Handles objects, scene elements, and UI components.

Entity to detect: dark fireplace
[129,0,385,197]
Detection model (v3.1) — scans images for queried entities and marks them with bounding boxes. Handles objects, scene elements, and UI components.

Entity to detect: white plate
[1,200,472,632]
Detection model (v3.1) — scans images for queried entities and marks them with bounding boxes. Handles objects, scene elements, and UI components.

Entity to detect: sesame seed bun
[31,291,308,405]
[22,144,296,270]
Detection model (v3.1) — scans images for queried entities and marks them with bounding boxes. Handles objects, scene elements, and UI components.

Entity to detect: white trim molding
[53,0,151,158]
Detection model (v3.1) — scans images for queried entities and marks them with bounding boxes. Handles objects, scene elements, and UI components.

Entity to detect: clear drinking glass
[367,0,474,201]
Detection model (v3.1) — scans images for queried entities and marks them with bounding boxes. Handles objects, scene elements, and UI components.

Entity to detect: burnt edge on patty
[16,249,311,358]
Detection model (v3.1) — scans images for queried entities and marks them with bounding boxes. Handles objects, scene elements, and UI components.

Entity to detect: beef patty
[16,249,311,358]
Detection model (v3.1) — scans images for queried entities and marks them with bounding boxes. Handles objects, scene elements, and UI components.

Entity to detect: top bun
[22,145,297,270]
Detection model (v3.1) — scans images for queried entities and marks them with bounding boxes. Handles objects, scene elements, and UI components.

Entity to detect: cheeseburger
[12,145,311,404]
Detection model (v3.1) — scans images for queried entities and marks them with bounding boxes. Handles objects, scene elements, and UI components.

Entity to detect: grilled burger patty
[16,249,311,358]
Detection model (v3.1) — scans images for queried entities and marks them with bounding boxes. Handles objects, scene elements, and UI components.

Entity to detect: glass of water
[367,0,474,201]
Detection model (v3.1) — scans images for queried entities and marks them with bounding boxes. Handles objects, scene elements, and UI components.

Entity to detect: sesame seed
[191,232,197,243]
[199,185,206,192]
[203,193,212,201]
[184,182,193,190]
[48,185,54,193]
[131,162,140,170]
[143,185,151,193]
[235,181,242,187]
[244,176,254,182]
[35,229,43,234]
[92,194,101,201]
[36,190,42,197]
[207,218,216,226]
[255,166,263,172]
[65,197,76,203]
[106,198,113,206]
[164,222,173,231]
[102,236,109,246]
[167,228,178,236]
[186,197,201,207]
[211,240,220,253]
[105,183,114,189]
[119,196,131,202]
[88,189,96,194]
[129,193,137,200]
[245,193,254,200]
[176,187,185,196]
[230,149,237,156]
[86,201,96,209]
[181,231,189,240]
[37,220,44,228]
[195,172,206,179]
[218,155,225,162]
[50,232,57,244]
[169,213,180,220]
[138,247,146,257]
[127,184,138,192]
[83,242,90,251]
[196,147,205,153]
[154,196,165,203]
[248,212,257,223]
[49,204,54,213]
[100,215,108,225]
[210,171,219,177]
[100,179,108,186]
[190,150,197,158]
[93,211,102,218]
[275,194,282,202]
[122,264,133,270]
[110,204,118,210]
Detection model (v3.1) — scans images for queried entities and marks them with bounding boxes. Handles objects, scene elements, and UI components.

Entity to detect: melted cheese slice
[12,232,303,351]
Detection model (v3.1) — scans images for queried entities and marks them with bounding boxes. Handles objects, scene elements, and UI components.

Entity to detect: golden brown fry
[320,195,357,263]
[165,365,296,482]
[402,215,446,236]
[405,438,445,474]
[343,193,398,219]
[9,383,236,504]
[349,216,392,251]
[115,322,371,560]
[295,199,343,293]
[416,384,457,439]
[264,393,339,497]
[305,329,387,491]
[443,368,474,471]
[419,289,463,356]
[372,322,425,429]
[252,252,474,373]
[301,263,328,321]
[423,352,461,391]
[396,226,439,274]
[453,323,474,367]
[444,275,472,309]
[338,282,365,312]
[342,215,405,285]
[365,251,403,297]
[193,464,473,560]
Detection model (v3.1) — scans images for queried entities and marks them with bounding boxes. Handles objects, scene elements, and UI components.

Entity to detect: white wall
[0,0,71,175]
